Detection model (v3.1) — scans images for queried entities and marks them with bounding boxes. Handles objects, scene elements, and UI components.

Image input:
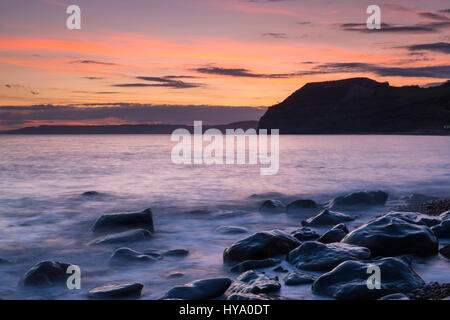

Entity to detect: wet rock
[110,247,157,265]
[319,224,349,243]
[215,226,249,234]
[224,270,280,300]
[290,227,320,241]
[287,241,370,271]
[89,229,153,245]
[0,258,9,264]
[161,278,232,300]
[385,212,441,227]
[283,271,316,286]
[87,283,143,299]
[440,211,450,221]
[223,230,300,263]
[342,215,439,256]
[92,208,154,234]
[401,194,438,205]
[230,258,281,273]
[379,293,410,300]
[439,245,450,258]
[142,249,163,260]
[168,272,184,278]
[259,200,285,213]
[163,249,189,257]
[312,257,425,300]
[21,261,71,287]
[286,200,318,212]
[407,282,450,300]
[273,266,289,273]
[82,191,102,197]
[302,210,355,227]
[432,220,450,239]
[329,191,388,209]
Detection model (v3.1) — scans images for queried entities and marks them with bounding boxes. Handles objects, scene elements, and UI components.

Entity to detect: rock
[312,257,425,300]
[223,230,300,263]
[432,220,450,239]
[87,283,143,299]
[82,191,102,197]
[283,271,316,286]
[163,249,189,257]
[273,266,289,273]
[385,212,441,227]
[0,258,9,264]
[440,211,450,221]
[259,200,285,213]
[378,293,410,300]
[89,229,153,245]
[110,247,157,265]
[329,191,388,209]
[161,278,232,300]
[302,210,355,226]
[230,258,281,273]
[342,215,439,256]
[142,249,163,260]
[290,227,320,241]
[440,245,450,258]
[215,226,249,234]
[319,224,349,243]
[92,208,154,234]
[286,200,318,212]
[407,282,450,300]
[21,261,71,287]
[401,194,438,205]
[287,241,370,271]
[168,272,184,278]
[224,270,280,300]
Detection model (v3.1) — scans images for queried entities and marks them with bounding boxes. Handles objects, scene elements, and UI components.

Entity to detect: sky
[0,0,449,129]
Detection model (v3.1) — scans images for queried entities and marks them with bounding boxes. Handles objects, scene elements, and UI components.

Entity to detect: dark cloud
[194,67,296,78]
[439,9,450,13]
[340,22,442,33]
[262,32,288,39]
[111,76,204,89]
[71,59,116,65]
[83,76,104,80]
[405,42,450,54]
[418,12,450,21]
[0,104,267,130]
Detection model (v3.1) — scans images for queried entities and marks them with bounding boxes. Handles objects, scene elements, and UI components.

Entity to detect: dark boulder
[342,215,439,256]
[230,258,281,273]
[87,283,143,299]
[302,210,355,226]
[432,220,450,239]
[283,271,316,286]
[319,224,349,243]
[163,249,189,257]
[378,293,410,300]
[329,191,388,209]
[290,227,320,241]
[287,241,370,271]
[21,261,71,287]
[273,266,289,273]
[286,200,318,212]
[259,200,285,213]
[92,208,154,234]
[401,194,438,205]
[385,212,441,227]
[224,270,280,300]
[161,278,232,300]
[440,245,450,258]
[82,191,102,197]
[89,229,153,245]
[110,247,157,265]
[215,226,249,234]
[440,211,450,221]
[312,257,425,300]
[223,230,300,263]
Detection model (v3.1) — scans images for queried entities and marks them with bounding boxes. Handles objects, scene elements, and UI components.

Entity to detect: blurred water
[0,134,448,299]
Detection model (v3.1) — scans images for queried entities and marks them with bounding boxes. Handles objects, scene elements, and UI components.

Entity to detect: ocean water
[0,134,449,299]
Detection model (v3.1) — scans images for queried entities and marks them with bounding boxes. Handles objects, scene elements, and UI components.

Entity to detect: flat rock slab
[379,293,410,300]
[89,229,153,245]
[162,278,232,300]
[225,270,281,300]
[162,249,190,257]
[223,230,300,263]
[215,226,249,234]
[88,283,143,299]
[287,241,370,271]
[302,210,355,226]
[343,215,439,256]
[92,208,154,233]
[312,257,425,300]
[230,258,281,273]
[110,247,157,265]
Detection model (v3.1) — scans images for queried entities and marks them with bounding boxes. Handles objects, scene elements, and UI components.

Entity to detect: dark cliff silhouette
[259,78,450,134]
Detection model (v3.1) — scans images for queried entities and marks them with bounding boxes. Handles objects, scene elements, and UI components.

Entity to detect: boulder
[89,229,153,246]
[401,194,438,205]
[283,271,316,286]
[432,220,450,239]
[161,278,232,300]
[273,266,289,273]
[312,258,425,300]
[440,245,450,258]
[82,191,102,197]
[163,249,189,257]
[286,200,318,212]
[230,258,281,273]
[287,241,370,271]
[259,200,285,213]
[92,208,154,233]
[224,270,280,300]
[290,227,320,241]
[319,224,349,243]
[0,257,9,264]
[110,247,157,265]
[440,211,450,221]
[302,210,355,226]
[21,261,71,287]
[87,283,143,299]
[223,230,300,263]
[378,293,410,300]
[385,212,441,227]
[342,215,439,256]
[329,191,388,209]
[215,226,249,234]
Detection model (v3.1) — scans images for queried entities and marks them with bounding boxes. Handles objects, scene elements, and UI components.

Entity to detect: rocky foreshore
[14,191,450,300]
